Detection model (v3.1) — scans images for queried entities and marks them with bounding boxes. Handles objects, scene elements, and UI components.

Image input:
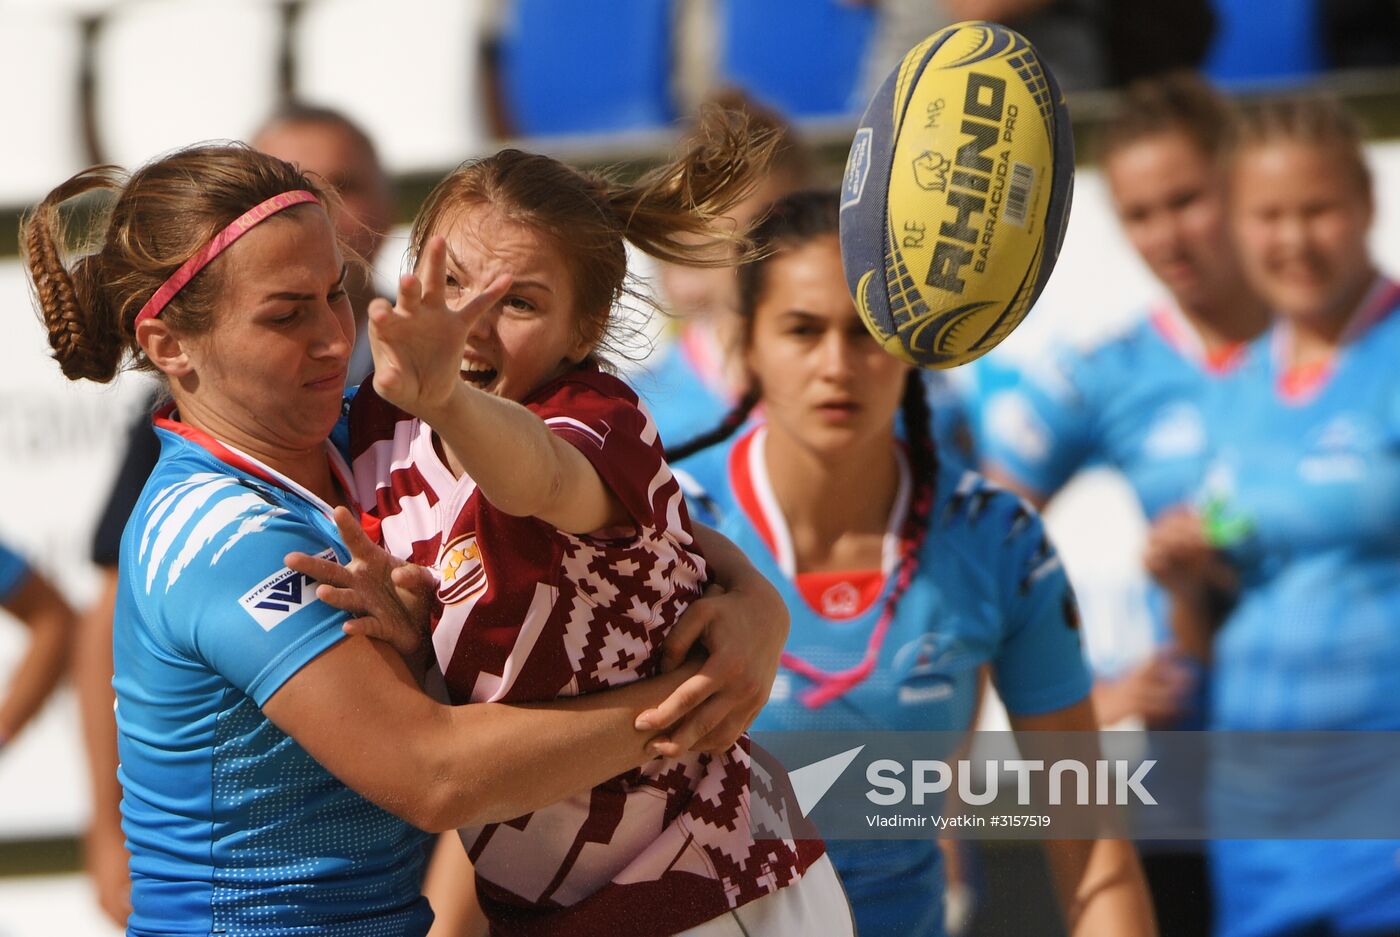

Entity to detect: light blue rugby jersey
[0,538,28,602]
[116,413,431,937]
[981,305,1243,523]
[679,426,1091,937]
[1200,281,1400,937]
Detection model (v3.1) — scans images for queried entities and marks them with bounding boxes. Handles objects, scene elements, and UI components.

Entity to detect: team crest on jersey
[437,533,488,606]
[820,581,862,618]
[238,548,335,631]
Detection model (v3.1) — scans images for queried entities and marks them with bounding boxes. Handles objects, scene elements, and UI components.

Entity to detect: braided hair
[667,189,939,707]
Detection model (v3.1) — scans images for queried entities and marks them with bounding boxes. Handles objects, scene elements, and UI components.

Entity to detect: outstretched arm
[367,236,625,534]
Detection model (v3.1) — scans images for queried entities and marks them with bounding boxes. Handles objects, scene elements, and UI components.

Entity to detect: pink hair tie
[133,189,321,327]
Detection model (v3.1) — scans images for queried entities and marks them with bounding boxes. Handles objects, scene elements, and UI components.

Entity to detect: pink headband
[133,189,320,327]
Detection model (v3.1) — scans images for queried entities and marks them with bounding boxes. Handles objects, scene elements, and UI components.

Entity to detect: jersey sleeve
[985,493,1093,715]
[981,349,1098,499]
[128,481,350,707]
[0,539,30,604]
[528,375,681,534]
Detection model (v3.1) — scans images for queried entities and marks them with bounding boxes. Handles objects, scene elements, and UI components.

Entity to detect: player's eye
[504,295,535,313]
[1169,190,1200,211]
[269,309,299,325]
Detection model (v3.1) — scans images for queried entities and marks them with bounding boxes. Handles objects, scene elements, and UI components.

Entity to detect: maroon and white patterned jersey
[348,368,820,936]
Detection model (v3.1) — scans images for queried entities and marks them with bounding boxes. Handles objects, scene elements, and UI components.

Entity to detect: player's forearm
[1046,838,1157,937]
[1165,587,1214,663]
[0,575,76,744]
[421,661,702,830]
[422,382,584,520]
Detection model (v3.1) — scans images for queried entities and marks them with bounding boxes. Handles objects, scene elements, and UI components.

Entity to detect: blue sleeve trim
[998,672,1093,717]
[245,611,348,707]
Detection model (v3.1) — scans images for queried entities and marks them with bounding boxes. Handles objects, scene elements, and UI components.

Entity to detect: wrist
[414,379,474,429]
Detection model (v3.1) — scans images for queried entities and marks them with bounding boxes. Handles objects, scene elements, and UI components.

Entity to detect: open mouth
[460,363,497,389]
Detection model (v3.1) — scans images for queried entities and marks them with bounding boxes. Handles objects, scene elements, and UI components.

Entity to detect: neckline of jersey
[152,402,357,521]
[728,424,909,586]
[1148,303,1249,376]
[1268,274,1400,405]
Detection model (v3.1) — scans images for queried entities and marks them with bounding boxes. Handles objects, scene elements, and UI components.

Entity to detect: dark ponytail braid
[885,370,939,620]
[666,387,761,463]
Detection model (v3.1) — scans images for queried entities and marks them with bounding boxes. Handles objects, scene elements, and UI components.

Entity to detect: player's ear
[137,318,195,379]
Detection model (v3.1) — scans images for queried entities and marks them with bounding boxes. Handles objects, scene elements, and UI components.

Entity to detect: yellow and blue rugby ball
[839,21,1074,369]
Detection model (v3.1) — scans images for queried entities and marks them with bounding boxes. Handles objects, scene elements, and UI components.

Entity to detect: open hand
[369,235,512,418]
[286,507,438,673]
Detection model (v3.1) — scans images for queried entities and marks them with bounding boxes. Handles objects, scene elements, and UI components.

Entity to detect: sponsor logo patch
[238,548,336,631]
[842,127,874,209]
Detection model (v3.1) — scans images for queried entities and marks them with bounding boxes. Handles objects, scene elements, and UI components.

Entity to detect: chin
[801,424,875,457]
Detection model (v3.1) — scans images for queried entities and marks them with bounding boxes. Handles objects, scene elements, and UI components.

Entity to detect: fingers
[341,616,417,659]
[417,236,447,311]
[331,506,386,567]
[285,551,351,588]
[397,269,424,316]
[315,583,368,613]
[634,671,718,732]
[655,694,747,756]
[661,603,709,673]
[391,562,436,593]
[689,703,754,753]
[367,296,395,326]
[475,271,513,312]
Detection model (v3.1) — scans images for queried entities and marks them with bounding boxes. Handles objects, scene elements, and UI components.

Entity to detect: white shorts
[674,854,856,937]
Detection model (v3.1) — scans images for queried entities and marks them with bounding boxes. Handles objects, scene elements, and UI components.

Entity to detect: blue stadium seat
[1204,0,1324,86]
[499,0,675,136]
[716,0,876,119]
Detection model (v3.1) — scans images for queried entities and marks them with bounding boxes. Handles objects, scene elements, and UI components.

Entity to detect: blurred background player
[1149,95,1400,937]
[982,72,1264,717]
[979,72,1266,934]
[253,102,397,386]
[670,190,1156,937]
[74,102,399,926]
[0,539,76,756]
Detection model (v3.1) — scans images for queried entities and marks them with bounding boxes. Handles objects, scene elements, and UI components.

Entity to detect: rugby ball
[839,21,1074,369]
